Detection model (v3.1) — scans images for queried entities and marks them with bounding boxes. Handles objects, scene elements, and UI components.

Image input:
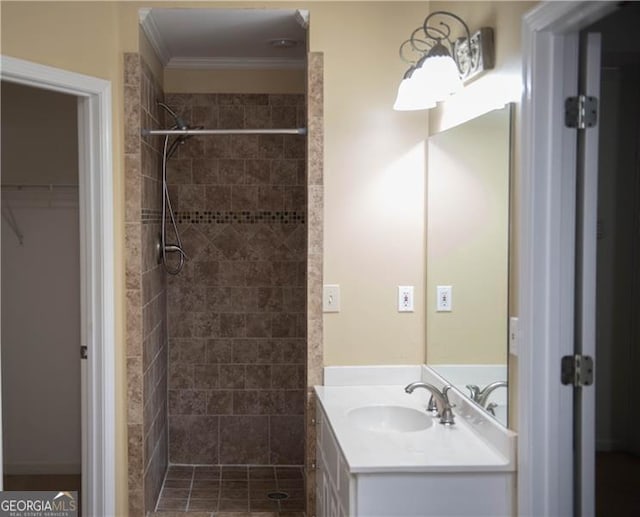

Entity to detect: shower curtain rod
[142,128,307,136]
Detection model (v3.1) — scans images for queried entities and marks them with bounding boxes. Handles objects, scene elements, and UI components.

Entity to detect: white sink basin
[347,405,433,433]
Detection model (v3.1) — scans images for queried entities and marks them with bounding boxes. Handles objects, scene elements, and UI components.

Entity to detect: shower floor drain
[267,491,289,500]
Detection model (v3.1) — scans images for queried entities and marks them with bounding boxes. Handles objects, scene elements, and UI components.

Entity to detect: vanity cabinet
[315,398,514,517]
[316,402,352,517]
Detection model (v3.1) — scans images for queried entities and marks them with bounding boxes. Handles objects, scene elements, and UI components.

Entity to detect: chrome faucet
[426,385,452,414]
[405,382,455,425]
[466,380,507,408]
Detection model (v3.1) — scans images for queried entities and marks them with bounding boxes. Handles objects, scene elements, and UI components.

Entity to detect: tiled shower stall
[125,52,323,516]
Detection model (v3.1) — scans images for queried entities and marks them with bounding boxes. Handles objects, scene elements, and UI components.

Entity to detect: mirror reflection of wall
[426,104,512,427]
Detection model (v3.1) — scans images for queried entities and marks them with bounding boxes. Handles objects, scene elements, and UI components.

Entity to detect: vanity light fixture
[393,11,494,111]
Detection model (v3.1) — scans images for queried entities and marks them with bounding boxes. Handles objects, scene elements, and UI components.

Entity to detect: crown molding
[138,8,171,66]
[138,9,306,71]
[166,57,306,71]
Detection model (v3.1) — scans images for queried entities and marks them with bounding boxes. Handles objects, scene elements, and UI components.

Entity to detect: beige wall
[139,29,165,88]
[426,107,510,365]
[309,2,429,365]
[2,1,429,512]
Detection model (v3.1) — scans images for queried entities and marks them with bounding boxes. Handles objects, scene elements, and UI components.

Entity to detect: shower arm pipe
[142,127,307,136]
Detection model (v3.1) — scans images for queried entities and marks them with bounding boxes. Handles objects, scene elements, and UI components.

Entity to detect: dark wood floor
[596,451,640,516]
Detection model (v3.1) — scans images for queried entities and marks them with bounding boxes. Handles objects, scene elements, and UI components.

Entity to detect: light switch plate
[323,284,340,312]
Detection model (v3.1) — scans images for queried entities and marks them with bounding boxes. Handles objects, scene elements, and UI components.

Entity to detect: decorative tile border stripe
[142,209,162,223]
[175,210,306,224]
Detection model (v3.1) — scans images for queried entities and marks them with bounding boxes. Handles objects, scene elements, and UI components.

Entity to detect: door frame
[518,2,615,516]
[0,55,116,516]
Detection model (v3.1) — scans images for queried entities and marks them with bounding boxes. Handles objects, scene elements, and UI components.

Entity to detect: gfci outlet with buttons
[398,286,414,312]
[436,285,452,312]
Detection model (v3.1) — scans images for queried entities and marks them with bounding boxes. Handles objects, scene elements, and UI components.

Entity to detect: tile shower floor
[154,465,305,516]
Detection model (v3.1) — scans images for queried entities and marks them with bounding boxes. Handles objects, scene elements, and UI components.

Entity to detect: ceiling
[140,8,308,70]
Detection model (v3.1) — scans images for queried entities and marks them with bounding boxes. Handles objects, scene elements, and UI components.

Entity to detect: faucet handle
[442,385,456,407]
[486,402,498,416]
[466,384,480,401]
[428,386,455,414]
[439,406,456,425]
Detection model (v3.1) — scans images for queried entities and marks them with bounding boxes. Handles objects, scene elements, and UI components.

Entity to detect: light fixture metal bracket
[454,27,495,83]
[394,10,496,111]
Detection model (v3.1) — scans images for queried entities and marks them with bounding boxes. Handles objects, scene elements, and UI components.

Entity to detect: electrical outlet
[436,285,452,312]
[323,285,340,312]
[398,286,414,312]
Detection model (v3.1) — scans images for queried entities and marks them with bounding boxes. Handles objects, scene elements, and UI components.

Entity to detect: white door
[573,31,601,517]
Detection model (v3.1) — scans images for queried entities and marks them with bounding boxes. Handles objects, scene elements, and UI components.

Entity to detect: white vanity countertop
[315,366,517,474]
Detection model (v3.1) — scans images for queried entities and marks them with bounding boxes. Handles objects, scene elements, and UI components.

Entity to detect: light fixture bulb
[393,69,436,111]
[413,43,462,102]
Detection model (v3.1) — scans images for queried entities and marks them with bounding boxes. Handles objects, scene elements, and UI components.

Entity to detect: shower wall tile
[142,265,164,305]
[306,52,324,517]
[124,53,141,88]
[127,289,143,357]
[270,415,305,464]
[141,175,161,213]
[165,93,307,467]
[140,54,168,514]
[169,415,219,464]
[128,423,143,491]
[124,51,168,516]
[193,158,219,184]
[125,154,141,222]
[127,356,143,425]
[219,416,269,464]
[128,489,143,517]
[124,84,141,155]
[125,223,142,291]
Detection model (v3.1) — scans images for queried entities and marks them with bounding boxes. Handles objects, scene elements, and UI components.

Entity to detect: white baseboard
[4,462,81,475]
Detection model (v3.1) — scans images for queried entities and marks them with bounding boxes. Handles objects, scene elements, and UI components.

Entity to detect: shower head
[156,101,204,158]
[165,125,205,159]
[157,101,188,130]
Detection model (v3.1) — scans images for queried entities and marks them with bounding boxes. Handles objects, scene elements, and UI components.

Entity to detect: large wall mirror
[426,104,512,427]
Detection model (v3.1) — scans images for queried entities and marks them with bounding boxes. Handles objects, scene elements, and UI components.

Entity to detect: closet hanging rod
[142,128,307,136]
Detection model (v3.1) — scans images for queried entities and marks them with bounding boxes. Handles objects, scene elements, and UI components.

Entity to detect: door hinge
[561,354,594,387]
[80,345,88,360]
[565,95,598,129]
